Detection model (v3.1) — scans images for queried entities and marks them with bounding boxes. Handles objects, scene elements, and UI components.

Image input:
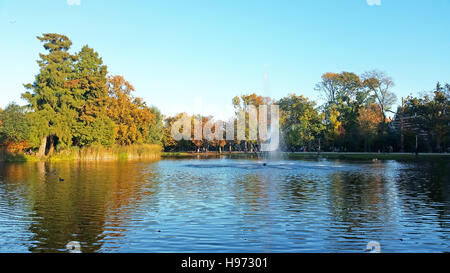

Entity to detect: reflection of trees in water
[276,173,338,249]
[232,173,275,252]
[1,159,448,252]
[330,171,384,228]
[327,161,450,244]
[234,174,269,213]
[325,169,390,250]
[0,161,159,253]
[322,169,394,251]
[232,173,269,237]
[394,161,450,231]
[277,174,321,211]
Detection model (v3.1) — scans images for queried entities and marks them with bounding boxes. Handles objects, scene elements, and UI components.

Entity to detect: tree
[190,115,208,152]
[319,105,345,151]
[315,72,341,104]
[315,72,370,150]
[147,106,164,146]
[22,33,78,157]
[106,75,155,145]
[363,71,397,117]
[404,83,450,152]
[203,117,227,153]
[232,93,274,152]
[279,94,323,151]
[444,83,450,99]
[362,70,397,147]
[357,103,383,152]
[0,103,31,152]
[71,45,116,146]
[163,113,193,151]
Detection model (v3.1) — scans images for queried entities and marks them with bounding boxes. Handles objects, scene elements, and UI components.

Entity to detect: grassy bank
[161,151,228,158]
[0,144,162,162]
[3,148,447,162]
[285,152,450,161]
[161,152,194,157]
[162,151,450,161]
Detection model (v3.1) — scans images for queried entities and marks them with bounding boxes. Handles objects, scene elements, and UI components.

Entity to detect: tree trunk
[381,118,386,152]
[47,136,55,156]
[37,136,47,158]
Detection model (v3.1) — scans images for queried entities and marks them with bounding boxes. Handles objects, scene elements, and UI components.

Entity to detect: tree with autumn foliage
[232,93,274,152]
[106,75,155,145]
[22,34,121,155]
[322,106,345,150]
[203,117,227,153]
[0,103,31,153]
[362,70,397,148]
[163,113,194,151]
[191,115,209,152]
[315,71,370,150]
[5,32,448,156]
[16,33,162,158]
[357,103,383,152]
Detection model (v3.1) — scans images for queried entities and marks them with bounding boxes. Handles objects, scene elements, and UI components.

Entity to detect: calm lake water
[0,157,449,253]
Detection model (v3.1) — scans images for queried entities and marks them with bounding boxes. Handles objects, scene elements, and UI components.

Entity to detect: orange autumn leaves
[106,75,155,145]
[358,103,384,136]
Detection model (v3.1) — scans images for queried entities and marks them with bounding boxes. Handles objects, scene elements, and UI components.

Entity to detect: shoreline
[162,151,450,161]
[1,150,448,163]
[0,144,162,163]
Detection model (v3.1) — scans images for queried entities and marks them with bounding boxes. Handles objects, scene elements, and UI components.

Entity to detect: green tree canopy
[22,33,78,156]
[147,106,165,146]
[404,83,450,152]
[279,94,323,151]
[0,103,30,144]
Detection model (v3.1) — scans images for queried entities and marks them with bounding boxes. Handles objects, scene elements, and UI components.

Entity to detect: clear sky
[1,0,449,119]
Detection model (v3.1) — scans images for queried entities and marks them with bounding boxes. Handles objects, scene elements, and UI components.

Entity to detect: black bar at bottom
[0,253,447,272]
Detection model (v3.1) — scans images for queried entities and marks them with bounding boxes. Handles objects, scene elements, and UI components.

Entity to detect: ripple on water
[0,158,449,252]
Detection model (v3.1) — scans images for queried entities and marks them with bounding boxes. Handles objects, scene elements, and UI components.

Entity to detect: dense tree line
[0,33,449,155]
[400,83,450,153]
[163,75,449,153]
[0,34,163,156]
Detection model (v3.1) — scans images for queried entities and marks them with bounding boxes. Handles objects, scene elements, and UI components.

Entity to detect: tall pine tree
[23,34,77,157]
[71,45,115,146]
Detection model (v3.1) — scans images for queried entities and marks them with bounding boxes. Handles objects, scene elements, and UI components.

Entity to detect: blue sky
[0,0,449,119]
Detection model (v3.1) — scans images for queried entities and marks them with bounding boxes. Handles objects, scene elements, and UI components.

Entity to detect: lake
[0,157,449,253]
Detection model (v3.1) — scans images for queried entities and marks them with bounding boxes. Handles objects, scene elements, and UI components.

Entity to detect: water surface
[0,158,449,252]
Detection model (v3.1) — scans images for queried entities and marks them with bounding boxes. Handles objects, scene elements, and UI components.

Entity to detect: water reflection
[0,158,449,253]
[0,161,158,252]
